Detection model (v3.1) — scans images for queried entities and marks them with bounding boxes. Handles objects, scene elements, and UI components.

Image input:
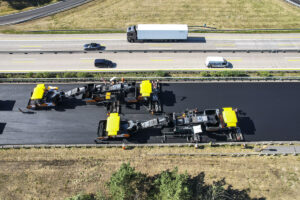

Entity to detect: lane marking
[12,58,36,61]
[12,61,35,63]
[17,49,41,51]
[215,43,235,46]
[151,59,173,62]
[80,60,94,63]
[19,45,42,47]
[288,60,300,61]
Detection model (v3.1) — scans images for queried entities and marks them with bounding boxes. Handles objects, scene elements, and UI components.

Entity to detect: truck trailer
[127,24,188,42]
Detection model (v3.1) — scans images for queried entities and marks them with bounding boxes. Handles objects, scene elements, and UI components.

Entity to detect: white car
[205,57,229,68]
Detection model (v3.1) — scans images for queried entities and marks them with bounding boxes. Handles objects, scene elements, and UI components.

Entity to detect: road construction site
[1,82,300,144]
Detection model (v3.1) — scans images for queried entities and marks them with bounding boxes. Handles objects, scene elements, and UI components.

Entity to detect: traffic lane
[1,53,300,71]
[0,83,300,144]
[1,33,300,51]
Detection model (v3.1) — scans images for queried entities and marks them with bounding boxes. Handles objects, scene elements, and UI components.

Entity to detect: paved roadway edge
[1,69,300,73]
[0,142,299,156]
[285,0,300,7]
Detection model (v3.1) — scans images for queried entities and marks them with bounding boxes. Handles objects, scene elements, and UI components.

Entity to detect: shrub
[201,71,211,77]
[155,71,170,77]
[25,72,34,78]
[35,72,44,78]
[258,71,272,77]
[154,168,191,200]
[108,163,148,200]
[77,72,93,78]
[63,72,77,78]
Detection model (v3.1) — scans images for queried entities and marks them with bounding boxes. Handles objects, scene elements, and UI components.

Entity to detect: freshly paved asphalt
[0,0,91,25]
[0,82,300,144]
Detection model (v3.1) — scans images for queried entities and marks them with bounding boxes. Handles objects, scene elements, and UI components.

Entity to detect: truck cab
[127,25,137,42]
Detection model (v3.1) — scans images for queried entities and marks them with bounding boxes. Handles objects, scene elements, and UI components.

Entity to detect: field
[0,146,299,200]
[0,0,300,32]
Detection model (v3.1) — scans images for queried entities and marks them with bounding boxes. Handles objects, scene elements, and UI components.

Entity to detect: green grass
[0,0,299,33]
[1,70,300,80]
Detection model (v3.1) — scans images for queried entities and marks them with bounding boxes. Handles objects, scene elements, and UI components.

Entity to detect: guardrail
[1,76,300,83]
[1,49,300,54]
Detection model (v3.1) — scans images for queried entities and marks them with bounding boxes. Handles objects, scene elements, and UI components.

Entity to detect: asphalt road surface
[0,82,300,144]
[0,0,91,25]
[0,52,299,71]
[0,33,299,51]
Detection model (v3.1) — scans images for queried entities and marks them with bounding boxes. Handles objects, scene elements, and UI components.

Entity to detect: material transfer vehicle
[95,107,243,143]
[27,84,64,110]
[27,80,162,114]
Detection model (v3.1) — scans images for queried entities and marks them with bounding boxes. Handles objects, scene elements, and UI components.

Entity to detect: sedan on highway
[94,59,114,68]
[84,43,102,50]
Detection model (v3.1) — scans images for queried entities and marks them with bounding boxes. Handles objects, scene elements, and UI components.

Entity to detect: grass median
[0,146,299,199]
[0,0,300,33]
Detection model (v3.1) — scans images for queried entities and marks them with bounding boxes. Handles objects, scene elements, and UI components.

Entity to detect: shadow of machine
[0,123,6,135]
[0,100,15,111]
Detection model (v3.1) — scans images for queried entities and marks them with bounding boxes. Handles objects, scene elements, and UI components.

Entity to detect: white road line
[17,49,41,51]
[12,58,36,61]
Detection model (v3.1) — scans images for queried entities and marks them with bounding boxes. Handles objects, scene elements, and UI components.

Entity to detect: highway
[0,33,300,51]
[1,52,300,71]
[0,82,300,144]
[0,0,91,25]
[0,33,299,71]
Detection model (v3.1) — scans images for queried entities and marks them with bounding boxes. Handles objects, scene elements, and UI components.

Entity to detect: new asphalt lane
[0,82,300,144]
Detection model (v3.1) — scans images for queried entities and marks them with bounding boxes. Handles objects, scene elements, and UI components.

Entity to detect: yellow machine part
[140,80,152,97]
[222,107,237,128]
[106,113,120,136]
[106,92,111,100]
[30,84,46,100]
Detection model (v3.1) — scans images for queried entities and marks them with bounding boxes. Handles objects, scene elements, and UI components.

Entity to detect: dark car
[94,59,114,68]
[84,43,102,50]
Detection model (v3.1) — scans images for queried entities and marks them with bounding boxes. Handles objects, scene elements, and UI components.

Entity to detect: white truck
[127,24,188,42]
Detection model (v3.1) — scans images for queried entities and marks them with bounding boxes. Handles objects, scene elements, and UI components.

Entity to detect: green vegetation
[66,163,255,200]
[0,0,300,33]
[0,0,59,16]
[1,70,300,81]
